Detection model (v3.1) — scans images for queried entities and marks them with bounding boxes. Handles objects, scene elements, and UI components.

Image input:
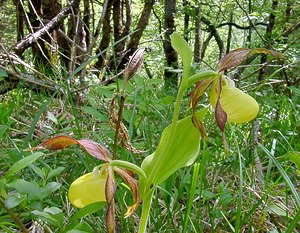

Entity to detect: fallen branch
[217,22,268,30]
[0,64,61,95]
[10,0,79,55]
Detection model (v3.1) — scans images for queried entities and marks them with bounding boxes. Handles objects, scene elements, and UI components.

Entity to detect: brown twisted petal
[113,167,140,218]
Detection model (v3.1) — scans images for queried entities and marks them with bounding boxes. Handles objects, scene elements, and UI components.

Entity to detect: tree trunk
[183,0,190,42]
[194,4,201,63]
[201,33,212,60]
[12,0,24,41]
[113,0,124,54]
[94,0,113,70]
[12,1,77,55]
[83,0,90,48]
[163,0,178,90]
[201,16,224,59]
[247,0,252,43]
[282,0,292,43]
[258,0,278,81]
[111,0,132,70]
[126,0,154,56]
[112,0,154,74]
[199,16,224,61]
[26,0,57,75]
[67,0,84,72]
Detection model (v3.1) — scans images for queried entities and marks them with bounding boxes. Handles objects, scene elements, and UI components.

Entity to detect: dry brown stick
[87,0,110,57]
[253,119,264,184]
[57,29,86,53]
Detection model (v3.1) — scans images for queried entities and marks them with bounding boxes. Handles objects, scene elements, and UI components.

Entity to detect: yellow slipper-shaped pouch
[68,170,107,208]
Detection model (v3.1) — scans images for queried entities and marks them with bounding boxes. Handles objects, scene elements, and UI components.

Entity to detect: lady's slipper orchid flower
[31,135,141,232]
[190,74,259,152]
[68,169,107,208]
[210,76,259,124]
[189,47,280,139]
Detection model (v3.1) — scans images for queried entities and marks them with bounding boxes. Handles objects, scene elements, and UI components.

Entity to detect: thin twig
[57,29,86,53]
[87,0,109,57]
[235,0,269,46]
[0,198,29,233]
[0,64,59,91]
[253,119,264,184]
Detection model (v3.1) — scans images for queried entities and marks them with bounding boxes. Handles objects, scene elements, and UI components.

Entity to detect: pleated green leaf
[140,112,205,198]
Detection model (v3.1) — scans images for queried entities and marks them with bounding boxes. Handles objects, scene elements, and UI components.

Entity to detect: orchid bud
[125,48,145,81]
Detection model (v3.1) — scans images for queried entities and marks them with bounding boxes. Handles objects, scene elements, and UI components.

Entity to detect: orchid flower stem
[187,70,218,88]
[139,35,219,232]
[139,68,189,233]
[145,69,188,188]
[138,189,155,233]
[109,160,148,182]
[172,68,189,126]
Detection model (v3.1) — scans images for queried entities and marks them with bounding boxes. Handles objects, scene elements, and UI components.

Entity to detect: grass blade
[259,144,300,209]
[286,209,300,233]
[183,163,200,233]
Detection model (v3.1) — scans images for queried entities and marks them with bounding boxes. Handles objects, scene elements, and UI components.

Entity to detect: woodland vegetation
[0,0,299,232]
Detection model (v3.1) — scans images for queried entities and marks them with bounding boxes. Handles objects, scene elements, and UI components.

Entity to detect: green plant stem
[286,209,300,233]
[109,160,147,182]
[187,70,218,88]
[171,63,190,126]
[139,67,191,231]
[146,66,189,186]
[0,198,29,233]
[138,189,154,233]
[139,37,218,231]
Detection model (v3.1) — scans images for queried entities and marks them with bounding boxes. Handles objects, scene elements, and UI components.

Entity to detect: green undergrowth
[0,72,299,232]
